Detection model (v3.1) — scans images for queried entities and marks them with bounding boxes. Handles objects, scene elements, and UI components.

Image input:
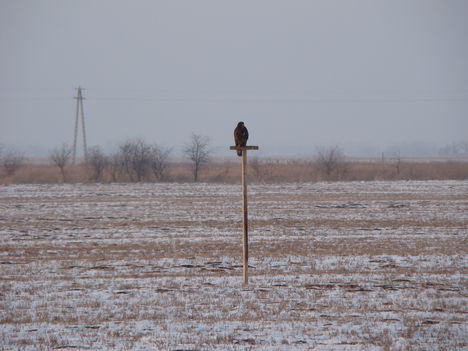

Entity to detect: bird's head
[237,121,244,126]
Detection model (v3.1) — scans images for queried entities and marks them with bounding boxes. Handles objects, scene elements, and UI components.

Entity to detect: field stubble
[0,181,467,350]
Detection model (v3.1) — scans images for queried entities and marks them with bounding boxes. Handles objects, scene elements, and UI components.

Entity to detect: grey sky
[1,0,467,157]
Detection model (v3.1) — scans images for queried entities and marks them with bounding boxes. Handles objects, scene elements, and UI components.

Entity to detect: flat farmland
[0,181,467,350]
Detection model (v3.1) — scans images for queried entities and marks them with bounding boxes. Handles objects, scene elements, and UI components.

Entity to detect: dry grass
[1,157,467,184]
[0,181,466,349]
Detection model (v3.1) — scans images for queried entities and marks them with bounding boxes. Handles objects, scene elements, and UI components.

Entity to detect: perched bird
[234,121,249,156]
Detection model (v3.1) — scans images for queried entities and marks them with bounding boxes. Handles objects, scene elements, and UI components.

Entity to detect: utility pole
[230,145,259,285]
[72,86,88,164]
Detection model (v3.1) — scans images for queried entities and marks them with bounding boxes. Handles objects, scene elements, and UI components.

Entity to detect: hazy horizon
[1,1,467,158]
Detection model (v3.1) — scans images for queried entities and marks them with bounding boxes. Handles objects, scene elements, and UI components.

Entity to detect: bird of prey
[234,121,249,156]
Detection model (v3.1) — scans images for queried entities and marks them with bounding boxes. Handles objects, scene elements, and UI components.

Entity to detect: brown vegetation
[1,157,467,184]
[1,182,466,349]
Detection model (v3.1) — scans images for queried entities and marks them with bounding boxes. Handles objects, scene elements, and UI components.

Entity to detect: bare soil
[0,181,466,350]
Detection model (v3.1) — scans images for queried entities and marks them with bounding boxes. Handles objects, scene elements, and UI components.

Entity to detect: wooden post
[241,150,248,285]
[230,145,259,285]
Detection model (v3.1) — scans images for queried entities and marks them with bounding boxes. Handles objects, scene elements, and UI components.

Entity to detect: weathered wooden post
[230,145,259,285]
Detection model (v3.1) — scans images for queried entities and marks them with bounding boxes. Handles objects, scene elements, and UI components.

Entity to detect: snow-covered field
[1,181,467,350]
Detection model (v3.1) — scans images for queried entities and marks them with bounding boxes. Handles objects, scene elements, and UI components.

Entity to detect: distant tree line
[47,133,211,183]
[1,140,467,184]
[0,144,25,178]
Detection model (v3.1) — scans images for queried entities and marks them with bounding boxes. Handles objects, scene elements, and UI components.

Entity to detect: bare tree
[50,144,72,181]
[183,133,211,182]
[118,139,152,182]
[316,145,347,180]
[150,144,172,181]
[118,141,135,181]
[130,140,152,182]
[86,146,108,182]
[109,151,124,182]
[2,150,25,178]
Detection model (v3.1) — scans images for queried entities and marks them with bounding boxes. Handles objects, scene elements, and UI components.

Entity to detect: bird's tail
[237,150,242,157]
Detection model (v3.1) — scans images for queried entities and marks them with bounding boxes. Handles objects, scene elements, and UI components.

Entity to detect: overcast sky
[1,0,467,157]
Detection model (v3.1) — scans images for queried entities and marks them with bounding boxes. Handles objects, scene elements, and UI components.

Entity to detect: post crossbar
[229,146,259,151]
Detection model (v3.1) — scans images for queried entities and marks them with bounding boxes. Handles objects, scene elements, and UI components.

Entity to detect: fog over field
[1,1,468,157]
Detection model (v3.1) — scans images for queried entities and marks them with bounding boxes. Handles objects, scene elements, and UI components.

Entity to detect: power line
[82,95,468,104]
[0,97,70,102]
[1,93,467,104]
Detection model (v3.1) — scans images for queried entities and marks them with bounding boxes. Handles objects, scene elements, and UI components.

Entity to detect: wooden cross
[230,145,259,285]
